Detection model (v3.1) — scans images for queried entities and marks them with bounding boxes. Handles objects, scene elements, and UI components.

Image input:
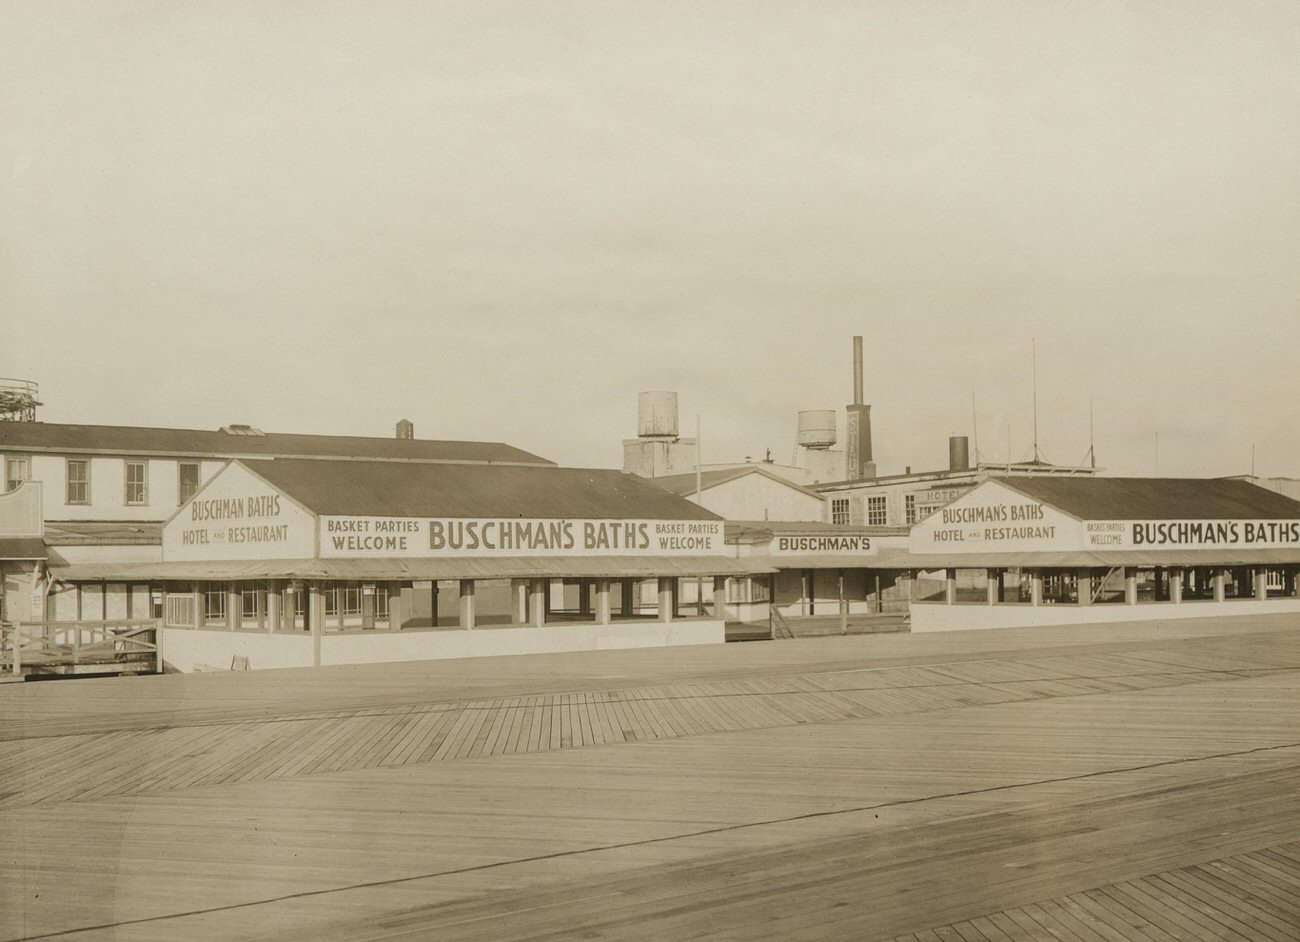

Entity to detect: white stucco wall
[911,597,1300,632]
[161,619,725,672]
[698,475,824,522]
[26,455,226,522]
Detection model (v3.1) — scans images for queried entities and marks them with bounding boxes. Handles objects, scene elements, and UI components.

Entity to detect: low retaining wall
[911,597,1300,632]
[162,618,725,672]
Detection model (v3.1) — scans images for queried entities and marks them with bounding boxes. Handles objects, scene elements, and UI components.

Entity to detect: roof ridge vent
[220,424,266,436]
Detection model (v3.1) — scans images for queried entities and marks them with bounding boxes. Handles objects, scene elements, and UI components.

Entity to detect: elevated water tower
[796,409,846,484]
[623,391,698,477]
[0,378,40,422]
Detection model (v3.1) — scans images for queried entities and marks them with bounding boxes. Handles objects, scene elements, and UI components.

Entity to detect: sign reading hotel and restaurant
[318,517,723,558]
[163,463,315,561]
[766,533,878,556]
[909,480,1300,554]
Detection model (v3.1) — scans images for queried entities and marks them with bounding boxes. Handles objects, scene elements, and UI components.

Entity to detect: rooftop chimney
[845,336,874,479]
[396,419,414,440]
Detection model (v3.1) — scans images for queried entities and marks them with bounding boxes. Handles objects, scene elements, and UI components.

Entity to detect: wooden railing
[2,619,163,676]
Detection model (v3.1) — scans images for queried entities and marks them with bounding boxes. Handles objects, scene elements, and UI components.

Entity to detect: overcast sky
[3,2,1297,478]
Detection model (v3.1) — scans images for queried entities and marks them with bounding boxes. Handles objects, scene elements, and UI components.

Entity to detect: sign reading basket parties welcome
[318,517,723,558]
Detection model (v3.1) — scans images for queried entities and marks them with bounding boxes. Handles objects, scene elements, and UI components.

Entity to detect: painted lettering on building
[771,535,875,554]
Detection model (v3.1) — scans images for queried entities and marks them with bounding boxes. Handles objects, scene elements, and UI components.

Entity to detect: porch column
[1255,566,1269,600]
[1077,569,1092,606]
[801,570,812,616]
[387,582,404,632]
[266,581,281,634]
[987,569,999,606]
[1125,567,1138,605]
[595,579,611,625]
[658,577,674,623]
[1170,568,1183,604]
[459,579,476,630]
[1213,569,1226,602]
[309,581,324,667]
[944,569,956,605]
[226,585,239,630]
[838,569,848,635]
[430,581,439,628]
[191,582,203,628]
[513,580,528,625]
[1030,571,1043,606]
[529,579,546,627]
[361,583,376,629]
[1289,566,1299,598]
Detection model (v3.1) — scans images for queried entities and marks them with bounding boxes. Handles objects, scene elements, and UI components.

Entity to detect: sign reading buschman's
[318,517,723,558]
[769,535,876,556]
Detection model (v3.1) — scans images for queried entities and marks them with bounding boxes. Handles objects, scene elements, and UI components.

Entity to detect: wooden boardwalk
[3,613,1300,940]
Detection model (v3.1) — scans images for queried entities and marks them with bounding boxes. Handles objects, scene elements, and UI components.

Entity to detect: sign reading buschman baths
[910,480,1300,553]
[318,517,723,558]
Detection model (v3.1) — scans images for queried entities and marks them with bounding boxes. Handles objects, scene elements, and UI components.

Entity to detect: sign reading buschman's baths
[318,517,723,558]
[910,480,1300,553]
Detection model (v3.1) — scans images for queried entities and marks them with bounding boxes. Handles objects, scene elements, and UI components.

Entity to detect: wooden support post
[1125,567,1138,605]
[309,581,324,667]
[1213,569,1226,603]
[361,583,376,629]
[713,575,726,618]
[1077,569,1093,606]
[388,583,404,632]
[430,581,439,628]
[529,579,546,627]
[226,585,239,631]
[944,569,956,605]
[267,581,281,634]
[801,570,812,617]
[1289,566,1299,598]
[1171,568,1183,604]
[658,577,674,623]
[459,579,475,630]
[838,569,848,635]
[513,580,528,625]
[1255,566,1269,601]
[11,624,20,677]
[987,569,999,606]
[595,579,611,625]
[1030,571,1043,606]
[192,582,203,629]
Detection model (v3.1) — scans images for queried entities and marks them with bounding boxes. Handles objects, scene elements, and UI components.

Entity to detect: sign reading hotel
[910,480,1300,553]
[318,516,723,558]
[768,534,878,556]
[163,463,315,561]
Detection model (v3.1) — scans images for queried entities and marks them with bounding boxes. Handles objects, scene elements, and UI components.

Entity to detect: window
[66,459,90,504]
[203,585,227,623]
[165,593,195,627]
[373,585,389,619]
[5,456,29,492]
[726,576,771,604]
[125,460,148,505]
[178,462,201,504]
[865,495,887,526]
[831,498,849,525]
[904,494,917,525]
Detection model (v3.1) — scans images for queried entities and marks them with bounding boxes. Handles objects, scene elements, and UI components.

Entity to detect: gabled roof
[242,458,721,520]
[0,422,552,466]
[649,466,825,501]
[994,476,1300,521]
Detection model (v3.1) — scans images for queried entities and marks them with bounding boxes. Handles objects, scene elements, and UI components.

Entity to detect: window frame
[124,459,148,506]
[830,497,850,525]
[66,458,90,505]
[865,495,887,526]
[178,461,201,505]
[4,455,30,493]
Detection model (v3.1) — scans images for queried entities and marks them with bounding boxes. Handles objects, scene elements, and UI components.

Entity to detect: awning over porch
[739,549,918,570]
[0,537,47,560]
[48,555,772,582]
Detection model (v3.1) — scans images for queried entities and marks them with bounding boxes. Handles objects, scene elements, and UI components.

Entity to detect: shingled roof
[649,466,825,501]
[243,458,722,520]
[996,477,1300,520]
[0,422,552,466]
